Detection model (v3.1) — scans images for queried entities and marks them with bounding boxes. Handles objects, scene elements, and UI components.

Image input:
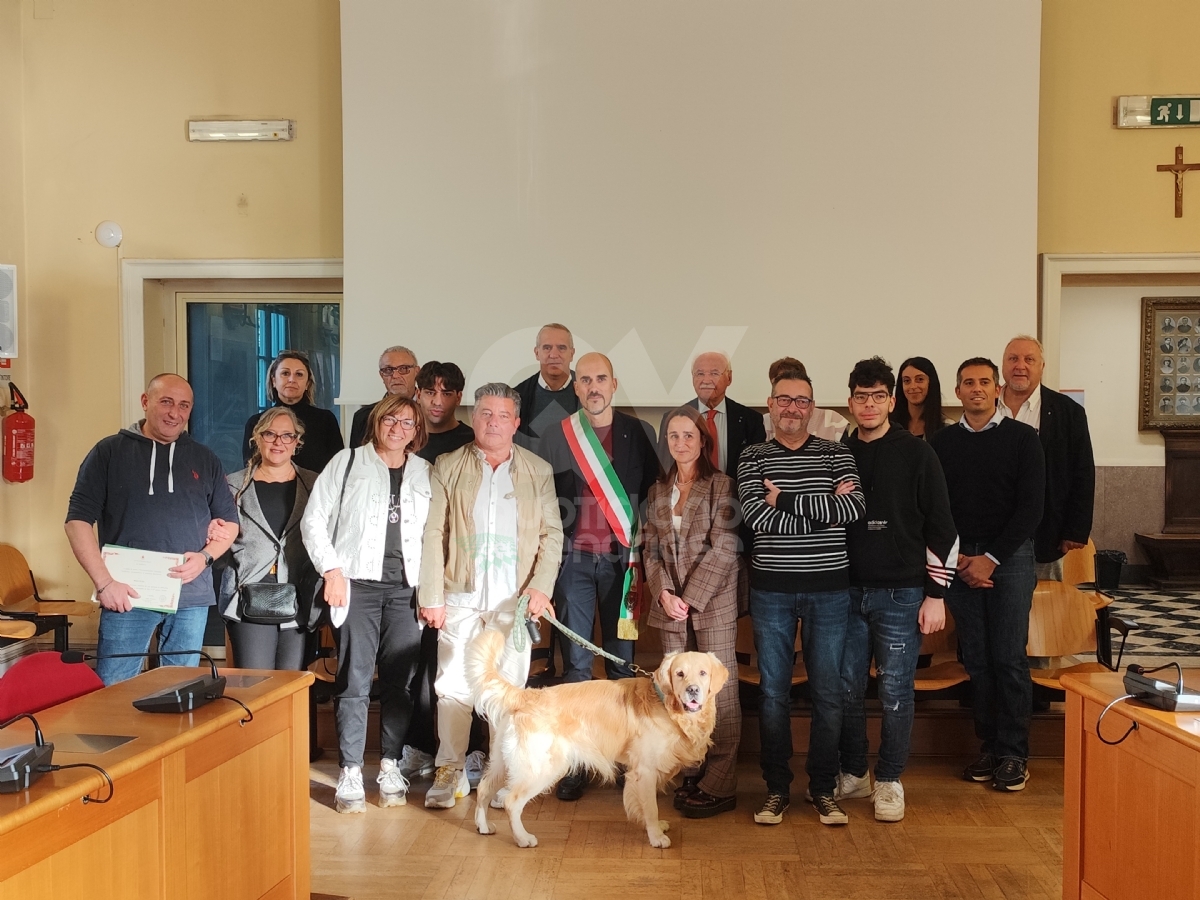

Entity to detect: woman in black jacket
[242,350,343,472]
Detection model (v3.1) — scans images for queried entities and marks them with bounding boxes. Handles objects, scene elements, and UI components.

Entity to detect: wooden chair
[734,614,808,687]
[912,606,969,693]
[1025,581,1136,692]
[1062,538,1097,587]
[0,544,95,651]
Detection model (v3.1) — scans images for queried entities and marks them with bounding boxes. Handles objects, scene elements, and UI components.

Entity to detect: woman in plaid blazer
[644,405,745,819]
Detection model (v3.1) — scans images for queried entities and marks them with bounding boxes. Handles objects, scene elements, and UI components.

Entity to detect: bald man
[540,352,661,800]
[659,351,765,478]
[1000,336,1095,577]
[66,374,239,685]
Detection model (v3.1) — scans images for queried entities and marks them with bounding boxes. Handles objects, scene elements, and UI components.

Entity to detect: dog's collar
[652,680,667,705]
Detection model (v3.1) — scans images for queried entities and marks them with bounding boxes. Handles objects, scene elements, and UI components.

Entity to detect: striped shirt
[737,437,866,592]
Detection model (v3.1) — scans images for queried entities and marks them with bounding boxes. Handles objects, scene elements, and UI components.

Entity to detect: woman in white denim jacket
[301,394,431,814]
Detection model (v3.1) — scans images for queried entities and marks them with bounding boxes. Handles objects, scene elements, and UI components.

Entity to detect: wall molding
[119,258,343,424]
[1041,252,1200,388]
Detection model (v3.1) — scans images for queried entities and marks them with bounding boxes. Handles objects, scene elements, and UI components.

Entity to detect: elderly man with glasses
[350,345,421,449]
[737,361,865,828]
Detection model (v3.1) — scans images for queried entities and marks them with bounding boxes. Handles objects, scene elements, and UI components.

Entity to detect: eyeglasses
[850,390,891,405]
[771,395,813,409]
[261,431,299,445]
[381,416,416,430]
[380,365,417,378]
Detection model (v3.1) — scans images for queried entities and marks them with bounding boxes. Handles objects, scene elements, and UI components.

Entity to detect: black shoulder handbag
[297,448,356,631]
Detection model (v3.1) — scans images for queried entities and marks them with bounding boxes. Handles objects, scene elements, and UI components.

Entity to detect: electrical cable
[1095,693,1138,746]
[39,762,115,804]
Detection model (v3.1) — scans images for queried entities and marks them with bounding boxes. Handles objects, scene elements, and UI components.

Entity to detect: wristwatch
[201,550,214,567]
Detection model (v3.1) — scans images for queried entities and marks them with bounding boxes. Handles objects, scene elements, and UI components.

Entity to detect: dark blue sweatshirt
[66,423,239,608]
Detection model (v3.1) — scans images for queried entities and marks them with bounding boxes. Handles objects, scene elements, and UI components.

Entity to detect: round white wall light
[95,221,123,248]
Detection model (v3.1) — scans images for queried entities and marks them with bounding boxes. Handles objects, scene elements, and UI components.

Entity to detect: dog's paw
[515,833,539,848]
[648,832,671,849]
[476,820,496,835]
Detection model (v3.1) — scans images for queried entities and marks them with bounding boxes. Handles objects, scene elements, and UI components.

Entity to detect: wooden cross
[1157,145,1200,217]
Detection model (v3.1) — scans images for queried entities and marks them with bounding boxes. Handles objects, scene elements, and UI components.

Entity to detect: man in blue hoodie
[65,373,239,685]
[838,357,959,822]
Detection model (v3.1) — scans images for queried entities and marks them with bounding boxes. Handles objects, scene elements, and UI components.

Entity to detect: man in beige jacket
[419,382,563,808]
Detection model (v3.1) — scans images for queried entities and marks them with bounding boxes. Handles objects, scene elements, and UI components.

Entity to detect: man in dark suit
[514,323,580,457]
[660,351,765,479]
[1000,336,1095,579]
[540,352,661,800]
[349,346,419,449]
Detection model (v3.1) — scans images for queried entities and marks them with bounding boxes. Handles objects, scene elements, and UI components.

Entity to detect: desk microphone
[1123,662,1200,713]
[61,650,227,714]
[0,713,53,793]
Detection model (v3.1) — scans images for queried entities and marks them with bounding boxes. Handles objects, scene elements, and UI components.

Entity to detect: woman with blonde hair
[643,405,744,818]
[302,393,433,814]
[242,349,344,472]
[219,406,318,671]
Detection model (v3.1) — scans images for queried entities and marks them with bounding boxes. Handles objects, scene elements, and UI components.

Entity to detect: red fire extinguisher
[3,383,34,483]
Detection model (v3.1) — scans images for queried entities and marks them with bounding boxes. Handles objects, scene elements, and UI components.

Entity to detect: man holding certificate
[65,374,239,685]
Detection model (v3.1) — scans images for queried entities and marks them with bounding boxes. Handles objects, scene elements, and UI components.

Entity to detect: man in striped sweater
[738,364,865,826]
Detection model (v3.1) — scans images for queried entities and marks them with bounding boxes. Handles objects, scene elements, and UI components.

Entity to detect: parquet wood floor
[309,757,1064,900]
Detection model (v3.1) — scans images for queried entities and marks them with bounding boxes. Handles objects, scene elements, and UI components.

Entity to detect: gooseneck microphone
[61,649,227,714]
[0,712,54,792]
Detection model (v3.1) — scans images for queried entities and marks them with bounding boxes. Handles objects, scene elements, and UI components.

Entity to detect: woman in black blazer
[242,350,344,472]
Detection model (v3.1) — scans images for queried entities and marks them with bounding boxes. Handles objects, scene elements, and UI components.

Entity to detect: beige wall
[1040,0,1200,252]
[0,0,341,626]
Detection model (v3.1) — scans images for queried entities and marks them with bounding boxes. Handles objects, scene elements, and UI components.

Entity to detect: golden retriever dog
[466,627,728,848]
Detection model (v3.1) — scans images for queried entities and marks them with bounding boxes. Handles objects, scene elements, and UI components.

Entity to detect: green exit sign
[1116,95,1200,128]
[1151,98,1200,125]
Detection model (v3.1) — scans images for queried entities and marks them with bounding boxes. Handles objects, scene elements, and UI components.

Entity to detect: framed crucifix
[1141,296,1200,429]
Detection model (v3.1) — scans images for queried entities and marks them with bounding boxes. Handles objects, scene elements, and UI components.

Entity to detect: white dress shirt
[999,387,1041,432]
[445,447,520,611]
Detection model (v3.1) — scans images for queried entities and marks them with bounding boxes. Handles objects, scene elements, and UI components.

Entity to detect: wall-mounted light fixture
[187,120,294,142]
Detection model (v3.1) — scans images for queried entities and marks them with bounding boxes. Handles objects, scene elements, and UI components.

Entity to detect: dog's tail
[466,627,522,722]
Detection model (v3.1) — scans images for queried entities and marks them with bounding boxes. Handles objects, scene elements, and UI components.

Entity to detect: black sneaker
[555,769,587,802]
[753,793,789,825]
[811,794,849,825]
[963,753,996,783]
[992,758,1029,792]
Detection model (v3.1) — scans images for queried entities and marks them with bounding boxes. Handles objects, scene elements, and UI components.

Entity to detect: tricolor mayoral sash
[561,410,644,640]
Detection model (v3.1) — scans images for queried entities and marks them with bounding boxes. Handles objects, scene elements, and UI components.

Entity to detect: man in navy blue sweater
[931,358,1044,792]
[65,374,239,685]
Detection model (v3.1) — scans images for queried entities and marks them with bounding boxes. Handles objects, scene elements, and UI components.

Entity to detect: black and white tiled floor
[1106,588,1200,664]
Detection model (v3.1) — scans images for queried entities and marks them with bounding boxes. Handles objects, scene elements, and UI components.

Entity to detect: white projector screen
[341,1,1041,409]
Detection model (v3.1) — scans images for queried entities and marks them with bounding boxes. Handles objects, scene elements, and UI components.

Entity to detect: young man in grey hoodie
[65,374,239,685]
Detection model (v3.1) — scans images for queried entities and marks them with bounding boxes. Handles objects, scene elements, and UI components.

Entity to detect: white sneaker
[834,770,872,800]
[377,758,410,808]
[872,780,905,822]
[489,786,510,810]
[465,750,487,790]
[397,745,435,779]
[425,766,470,809]
[335,766,366,814]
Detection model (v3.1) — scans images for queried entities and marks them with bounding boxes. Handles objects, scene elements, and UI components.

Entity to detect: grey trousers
[334,581,422,769]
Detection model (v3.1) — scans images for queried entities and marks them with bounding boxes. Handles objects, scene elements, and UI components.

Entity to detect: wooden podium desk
[0,667,314,900]
[1063,670,1200,900]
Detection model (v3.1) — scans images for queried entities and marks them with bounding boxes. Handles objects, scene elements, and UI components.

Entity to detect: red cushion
[0,651,104,722]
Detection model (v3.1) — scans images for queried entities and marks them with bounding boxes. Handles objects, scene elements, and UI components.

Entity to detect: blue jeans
[96,605,210,686]
[945,540,1036,761]
[839,587,924,783]
[554,546,633,682]
[751,587,851,799]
